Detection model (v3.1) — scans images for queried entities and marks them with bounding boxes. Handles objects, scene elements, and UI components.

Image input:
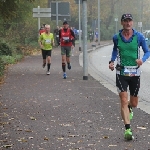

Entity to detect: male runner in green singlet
[109,14,150,140]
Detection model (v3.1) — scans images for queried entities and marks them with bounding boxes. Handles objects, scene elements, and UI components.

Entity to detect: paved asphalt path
[0,42,150,150]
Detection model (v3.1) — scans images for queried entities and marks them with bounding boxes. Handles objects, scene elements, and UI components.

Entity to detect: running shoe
[46,71,50,75]
[63,73,67,79]
[129,106,133,120]
[67,63,71,70]
[43,63,46,68]
[124,128,133,140]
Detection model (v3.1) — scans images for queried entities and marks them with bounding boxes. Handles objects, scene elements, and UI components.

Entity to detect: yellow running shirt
[38,33,54,50]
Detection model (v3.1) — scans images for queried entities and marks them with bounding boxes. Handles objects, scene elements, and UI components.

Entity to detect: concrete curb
[87,42,113,53]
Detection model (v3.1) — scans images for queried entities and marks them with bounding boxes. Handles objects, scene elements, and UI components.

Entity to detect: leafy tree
[0,0,35,21]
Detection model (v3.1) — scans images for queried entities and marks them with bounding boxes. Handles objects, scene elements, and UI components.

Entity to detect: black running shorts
[116,74,140,97]
[61,46,71,57]
[42,49,52,59]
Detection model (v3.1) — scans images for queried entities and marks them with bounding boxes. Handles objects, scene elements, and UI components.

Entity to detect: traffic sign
[32,6,51,34]
[50,2,70,21]
[33,8,51,18]
[74,0,82,4]
[33,13,51,17]
[33,8,51,13]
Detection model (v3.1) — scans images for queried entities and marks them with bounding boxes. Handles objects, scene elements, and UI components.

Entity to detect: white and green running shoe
[124,128,133,140]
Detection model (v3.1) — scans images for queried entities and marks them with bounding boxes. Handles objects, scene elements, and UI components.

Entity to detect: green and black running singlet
[117,34,140,76]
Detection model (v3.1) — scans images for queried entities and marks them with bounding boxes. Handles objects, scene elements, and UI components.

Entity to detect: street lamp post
[139,0,143,32]
[98,0,100,45]
[79,0,82,51]
[38,6,40,32]
[114,18,118,33]
[56,1,58,26]
[82,0,88,80]
[74,0,82,51]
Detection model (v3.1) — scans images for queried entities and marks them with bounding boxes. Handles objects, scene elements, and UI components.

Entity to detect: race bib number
[124,68,137,75]
[45,39,51,44]
[63,37,69,40]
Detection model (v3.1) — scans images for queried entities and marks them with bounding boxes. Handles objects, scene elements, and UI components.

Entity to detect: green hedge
[1,55,23,65]
[0,39,25,77]
[0,41,12,56]
[0,57,5,76]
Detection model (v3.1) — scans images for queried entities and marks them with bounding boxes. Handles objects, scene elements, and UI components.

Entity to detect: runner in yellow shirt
[38,24,54,75]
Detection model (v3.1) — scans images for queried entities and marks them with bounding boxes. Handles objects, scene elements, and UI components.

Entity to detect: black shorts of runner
[41,49,52,59]
[61,46,71,57]
[116,74,140,97]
